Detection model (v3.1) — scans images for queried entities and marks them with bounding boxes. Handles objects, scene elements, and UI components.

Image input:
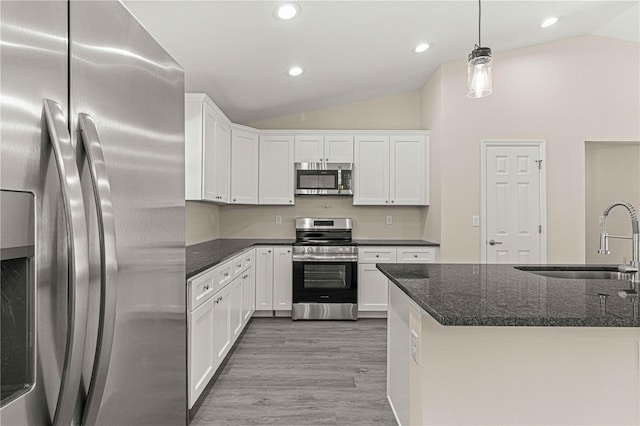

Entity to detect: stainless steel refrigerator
[1,1,187,425]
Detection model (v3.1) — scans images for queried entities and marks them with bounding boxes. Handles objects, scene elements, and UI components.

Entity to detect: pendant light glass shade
[467,46,492,98]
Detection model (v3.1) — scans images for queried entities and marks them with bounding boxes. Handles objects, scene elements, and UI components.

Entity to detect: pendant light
[467,0,492,98]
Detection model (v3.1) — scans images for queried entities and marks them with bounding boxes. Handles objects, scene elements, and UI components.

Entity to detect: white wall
[422,35,640,263]
[247,90,422,130]
[585,142,640,264]
[217,197,426,239]
[186,201,220,245]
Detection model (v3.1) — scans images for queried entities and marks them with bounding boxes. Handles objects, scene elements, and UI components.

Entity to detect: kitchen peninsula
[378,263,640,426]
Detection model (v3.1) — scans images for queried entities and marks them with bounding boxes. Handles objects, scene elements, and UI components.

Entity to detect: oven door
[292,260,357,303]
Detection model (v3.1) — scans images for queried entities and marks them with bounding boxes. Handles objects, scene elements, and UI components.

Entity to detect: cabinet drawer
[397,247,437,263]
[241,249,255,271]
[214,261,233,291]
[358,247,397,263]
[189,271,215,311]
[231,254,245,277]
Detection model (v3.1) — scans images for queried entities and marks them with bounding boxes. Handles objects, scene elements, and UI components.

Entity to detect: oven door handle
[293,255,357,262]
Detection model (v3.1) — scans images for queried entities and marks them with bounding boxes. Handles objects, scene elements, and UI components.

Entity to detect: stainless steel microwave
[295,163,353,196]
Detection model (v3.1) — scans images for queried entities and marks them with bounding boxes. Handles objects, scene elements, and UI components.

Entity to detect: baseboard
[252,310,274,317]
[358,311,387,319]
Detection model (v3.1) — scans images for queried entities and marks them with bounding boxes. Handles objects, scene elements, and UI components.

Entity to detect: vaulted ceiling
[124,1,640,124]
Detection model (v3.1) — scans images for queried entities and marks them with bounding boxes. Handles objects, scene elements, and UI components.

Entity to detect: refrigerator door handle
[43,99,90,426]
[77,113,118,426]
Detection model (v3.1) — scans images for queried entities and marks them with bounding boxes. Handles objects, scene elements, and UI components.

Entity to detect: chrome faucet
[598,200,639,286]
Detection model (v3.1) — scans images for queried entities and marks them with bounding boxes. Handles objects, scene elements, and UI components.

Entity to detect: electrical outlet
[472,215,480,227]
[386,215,393,225]
[410,330,419,363]
[275,215,282,225]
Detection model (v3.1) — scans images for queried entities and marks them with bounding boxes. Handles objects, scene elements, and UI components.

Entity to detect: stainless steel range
[292,218,358,320]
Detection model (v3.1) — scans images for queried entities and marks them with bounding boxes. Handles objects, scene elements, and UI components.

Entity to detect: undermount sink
[515,266,627,280]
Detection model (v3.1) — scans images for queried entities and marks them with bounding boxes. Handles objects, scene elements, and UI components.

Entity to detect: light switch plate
[275,215,282,225]
[472,215,480,227]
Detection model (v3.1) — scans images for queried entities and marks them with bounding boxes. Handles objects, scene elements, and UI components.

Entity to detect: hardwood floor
[191,318,397,425]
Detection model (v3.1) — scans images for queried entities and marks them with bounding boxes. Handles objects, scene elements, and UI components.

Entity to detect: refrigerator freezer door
[69,2,187,425]
[0,2,77,425]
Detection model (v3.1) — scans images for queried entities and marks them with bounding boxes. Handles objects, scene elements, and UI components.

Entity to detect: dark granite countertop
[354,239,439,246]
[186,239,294,279]
[377,263,640,327]
[187,238,439,279]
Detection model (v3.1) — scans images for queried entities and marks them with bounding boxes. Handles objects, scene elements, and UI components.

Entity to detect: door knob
[488,239,503,246]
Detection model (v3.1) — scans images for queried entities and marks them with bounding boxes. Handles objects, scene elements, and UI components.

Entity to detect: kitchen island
[377,263,640,426]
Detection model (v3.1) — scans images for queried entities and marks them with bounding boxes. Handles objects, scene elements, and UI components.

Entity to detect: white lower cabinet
[273,247,292,310]
[358,247,397,312]
[254,246,292,313]
[242,267,256,323]
[187,248,256,409]
[358,246,438,314]
[211,284,231,367]
[229,276,243,340]
[255,248,274,311]
[358,263,391,311]
[188,298,215,408]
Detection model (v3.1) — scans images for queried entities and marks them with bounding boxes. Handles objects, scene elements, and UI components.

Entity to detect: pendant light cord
[478,0,482,48]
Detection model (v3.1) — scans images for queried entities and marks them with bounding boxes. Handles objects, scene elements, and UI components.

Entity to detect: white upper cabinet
[354,133,429,206]
[294,134,353,163]
[389,134,428,205]
[259,135,294,205]
[294,135,324,163]
[353,135,390,205]
[324,135,354,163]
[230,128,259,204]
[185,93,230,202]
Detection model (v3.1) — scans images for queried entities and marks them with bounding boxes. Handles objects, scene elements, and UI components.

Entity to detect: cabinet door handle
[414,254,418,258]
[391,200,395,204]
[325,158,329,161]
[204,285,210,290]
[385,200,389,204]
[237,263,242,268]
[224,272,229,277]
[488,239,503,246]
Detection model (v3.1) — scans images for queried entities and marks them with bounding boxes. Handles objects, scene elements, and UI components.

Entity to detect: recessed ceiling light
[540,16,559,28]
[274,3,301,21]
[287,66,304,77]
[414,43,430,53]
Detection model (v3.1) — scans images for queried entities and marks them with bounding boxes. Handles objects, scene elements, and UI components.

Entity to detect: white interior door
[483,142,546,264]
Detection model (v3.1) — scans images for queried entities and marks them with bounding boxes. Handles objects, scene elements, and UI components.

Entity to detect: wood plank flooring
[191,318,397,426]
